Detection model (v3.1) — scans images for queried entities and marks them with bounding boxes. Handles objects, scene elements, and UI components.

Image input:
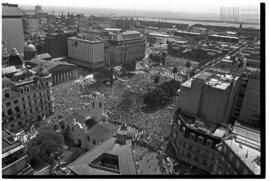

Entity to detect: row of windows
[222,145,250,175]
[5,102,50,117]
[189,132,213,147]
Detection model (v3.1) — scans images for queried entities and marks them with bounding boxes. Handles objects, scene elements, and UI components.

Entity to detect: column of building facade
[57,73,61,83]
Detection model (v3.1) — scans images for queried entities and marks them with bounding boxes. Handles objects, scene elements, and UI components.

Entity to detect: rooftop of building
[176,110,227,138]
[218,122,261,175]
[2,129,22,155]
[63,110,116,134]
[148,32,170,37]
[2,4,23,17]
[68,36,103,43]
[175,31,201,35]
[122,30,140,35]
[67,136,136,175]
[104,28,122,32]
[26,56,76,74]
[175,110,227,149]
[209,34,239,39]
[2,66,18,75]
[181,68,236,90]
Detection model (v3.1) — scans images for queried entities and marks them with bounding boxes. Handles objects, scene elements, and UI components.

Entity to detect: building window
[198,136,204,144]
[243,169,249,175]
[7,109,12,115]
[92,102,95,108]
[10,124,15,128]
[189,133,196,141]
[14,100,18,104]
[223,146,227,153]
[15,106,20,113]
[72,127,74,132]
[206,139,213,148]
[99,102,102,108]
[6,102,11,107]
[22,97,24,101]
[87,136,90,141]
[235,160,240,169]
[229,152,234,161]
[5,93,10,98]
[93,139,96,145]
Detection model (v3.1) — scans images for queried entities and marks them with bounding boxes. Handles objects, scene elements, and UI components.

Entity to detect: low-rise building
[26,58,78,86]
[61,92,117,151]
[209,34,239,44]
[67,124,136,175]
[2,129,34,175]
[67,36,105,69]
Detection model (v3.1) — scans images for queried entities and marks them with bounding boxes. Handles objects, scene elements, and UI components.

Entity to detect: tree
[161,52,166,66]
[185,60,191,69]
[68,147,84,162]
[26,129,65,169]
[172,66,178,80]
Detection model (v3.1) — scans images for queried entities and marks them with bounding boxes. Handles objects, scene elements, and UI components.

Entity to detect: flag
[239,143,243,150]
[245,149,248,158]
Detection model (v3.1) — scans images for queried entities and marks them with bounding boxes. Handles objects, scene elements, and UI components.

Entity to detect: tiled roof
[68,137,136,175]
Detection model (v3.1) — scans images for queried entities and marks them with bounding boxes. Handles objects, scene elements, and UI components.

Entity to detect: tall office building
[178,68,240,124]
[2,3,25,54]
[235,68,260,127]
[45,31,77,58]
[109,30,145,66]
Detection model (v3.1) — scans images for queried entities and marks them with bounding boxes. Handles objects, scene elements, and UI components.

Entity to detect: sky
[2,0,261,13]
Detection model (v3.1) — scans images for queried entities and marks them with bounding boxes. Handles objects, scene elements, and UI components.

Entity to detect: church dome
[24,43,37,53]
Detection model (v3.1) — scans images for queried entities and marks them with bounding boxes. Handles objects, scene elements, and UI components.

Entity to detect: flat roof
[176,31,201,35]
[210,34,239,39]
[68,36,103,43]
[224,138,260,175]
[182,69,235,90]
[68,137,136,175]
[149,32,170,37]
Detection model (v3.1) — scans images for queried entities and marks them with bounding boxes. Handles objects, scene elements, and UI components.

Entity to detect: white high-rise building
[67,37,105,69]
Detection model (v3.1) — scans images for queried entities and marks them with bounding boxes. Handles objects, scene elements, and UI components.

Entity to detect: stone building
[108,31,145,66]
[2,66,54,131]
[2,129,34,175]
[170,109,260,175]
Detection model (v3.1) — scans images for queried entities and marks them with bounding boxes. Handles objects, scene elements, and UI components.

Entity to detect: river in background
[20,5,260,29]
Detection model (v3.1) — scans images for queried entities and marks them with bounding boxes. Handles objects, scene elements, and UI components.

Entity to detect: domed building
[23,43,37,60]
